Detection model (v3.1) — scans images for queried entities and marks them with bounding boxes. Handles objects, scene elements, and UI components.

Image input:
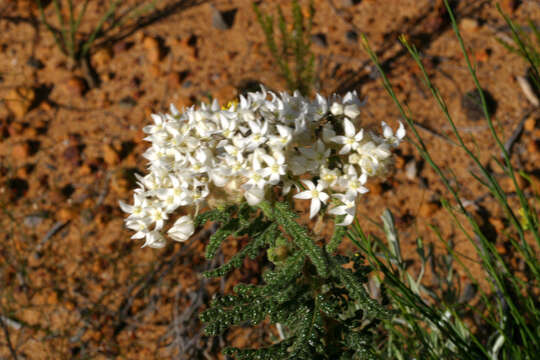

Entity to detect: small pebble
[405,160,417,180]
[460,18,479,33]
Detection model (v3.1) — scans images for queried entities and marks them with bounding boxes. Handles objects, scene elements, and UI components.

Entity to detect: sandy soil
[0,0,539,358]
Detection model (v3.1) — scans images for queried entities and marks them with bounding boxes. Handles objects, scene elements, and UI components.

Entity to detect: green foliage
[326,215,347,254]
[197,202,388,359]
[263,201,329,278]
[496,4,540,91]
[357,0,540,358]
[253,0,316,96]
[36,0,157,69]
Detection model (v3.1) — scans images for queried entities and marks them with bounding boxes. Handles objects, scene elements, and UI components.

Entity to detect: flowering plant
[121,88,404,248]
[120,88,404,358]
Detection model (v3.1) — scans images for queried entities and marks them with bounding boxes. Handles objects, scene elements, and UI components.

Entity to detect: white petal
[261,154,275,165]
[343,118,355,137]
[301,180,315,190]
[210,170,229,187]
[168,217,194,242]
[344,104,360,119]
[382,121,393,138]
[339,144,351,155]
[170,103,180,116]
[131,231,147,239]
[396,121,406,139]
[336,214,354,226]
[151,114,163,124]
[357,186,369,194]
[260,168,272,178]
[244,187,265,205]
[329,205,347,215]
[309,198,321,219]
[282,181,292,195]
[319,192,329,203]
[119,200,133,213]
[144,231,166,248]
[330,102,344,116]
[359,172,367,184]
[275,151,285,164]
[294,190,313,200]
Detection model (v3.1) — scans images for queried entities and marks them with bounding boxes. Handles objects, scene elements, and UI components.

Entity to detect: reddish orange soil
[0,0,539,358]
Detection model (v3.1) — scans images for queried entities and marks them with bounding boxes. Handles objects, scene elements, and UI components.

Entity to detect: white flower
[143,114,166,135]
[244,185,265,205]
[268,124,293,148]
[381,121,406,147]
[246,119,268,150]
[294,180,329,219]
[330,102,345,116]
[342,91,363,119]
[218,112,238,139]
[149,204,168,230]
[342,166,369,196]
[155,176,189,213]
[331,118,364,155]
[299,140,330,171]
[126,218,151,239]
[260,152,286,185]
[123,88,404,245]
[119,191,148,220]
[329,191,357,226]
[319,167,340,189]
[143,231,167,248]
[168,216,195,242]
[190,183,209,205]
[310,93,328,120]
[355,140,392,176]
[224,153,248,176]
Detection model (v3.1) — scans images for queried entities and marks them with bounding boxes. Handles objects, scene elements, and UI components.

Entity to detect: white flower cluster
[120,88,405,248]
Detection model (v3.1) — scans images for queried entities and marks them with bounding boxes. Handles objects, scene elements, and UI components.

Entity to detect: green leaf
[205,217,240,259]
[271,202,329,278]
[203,222,276,278]
[330,258,392,319]
[326,215,347,254]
